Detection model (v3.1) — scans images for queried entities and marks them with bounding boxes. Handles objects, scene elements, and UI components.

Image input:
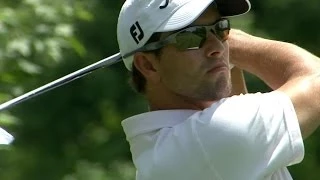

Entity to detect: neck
[146,85,215,111]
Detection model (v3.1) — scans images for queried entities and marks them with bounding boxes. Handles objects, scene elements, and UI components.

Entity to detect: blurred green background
[0,0,319,179]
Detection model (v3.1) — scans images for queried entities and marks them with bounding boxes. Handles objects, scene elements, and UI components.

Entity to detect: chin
[211,76,232,99]
[193,84,231,102]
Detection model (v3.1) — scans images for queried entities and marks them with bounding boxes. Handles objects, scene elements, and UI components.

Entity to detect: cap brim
[156,0,250,32]
[216,0,251,17]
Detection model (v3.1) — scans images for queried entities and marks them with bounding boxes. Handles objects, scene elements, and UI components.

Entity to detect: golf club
[0,53,122,111]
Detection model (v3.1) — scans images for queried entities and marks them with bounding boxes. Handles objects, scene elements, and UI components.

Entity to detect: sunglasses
[123,18,230,58]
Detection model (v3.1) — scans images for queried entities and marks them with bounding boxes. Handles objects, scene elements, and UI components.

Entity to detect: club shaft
[0,53,122,111]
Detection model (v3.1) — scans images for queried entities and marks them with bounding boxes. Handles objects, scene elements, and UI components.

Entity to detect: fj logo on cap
[130,21,144,44]
[160,0,169,9]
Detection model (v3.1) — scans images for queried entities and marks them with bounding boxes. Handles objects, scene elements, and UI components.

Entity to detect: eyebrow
[190,14,222,26]
[160,17,222,40]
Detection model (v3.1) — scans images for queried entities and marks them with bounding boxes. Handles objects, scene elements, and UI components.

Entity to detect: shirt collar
[121,110,198,139]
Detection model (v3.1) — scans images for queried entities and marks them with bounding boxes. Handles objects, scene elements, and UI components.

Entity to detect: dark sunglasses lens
[213,19,230,41]
[171,19,230,50]
[174,27,206,50]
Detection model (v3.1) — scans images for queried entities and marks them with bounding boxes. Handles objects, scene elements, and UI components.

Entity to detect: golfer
[117,0,320,179]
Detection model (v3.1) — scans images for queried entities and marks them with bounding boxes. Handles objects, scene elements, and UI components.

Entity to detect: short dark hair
[129,33,162,94]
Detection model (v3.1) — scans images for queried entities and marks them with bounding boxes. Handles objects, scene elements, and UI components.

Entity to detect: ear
[133,52,161,83]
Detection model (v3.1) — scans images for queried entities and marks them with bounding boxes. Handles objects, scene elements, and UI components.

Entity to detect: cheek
[159,59,188,85]
[223,41,230,62]
[158,49,203,91]
[159,49,201,80]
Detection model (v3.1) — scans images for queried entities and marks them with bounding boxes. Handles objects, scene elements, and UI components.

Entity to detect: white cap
[117,0,251,71]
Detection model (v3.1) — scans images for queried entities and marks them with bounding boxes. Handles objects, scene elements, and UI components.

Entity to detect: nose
[203,32,226,58]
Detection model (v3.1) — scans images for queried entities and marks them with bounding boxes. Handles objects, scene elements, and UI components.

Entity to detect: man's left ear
[133,52,161,83]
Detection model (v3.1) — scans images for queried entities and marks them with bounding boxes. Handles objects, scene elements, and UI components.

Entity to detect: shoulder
[188,92,303,178]
[193,91,293,125]
[187,91,300,153]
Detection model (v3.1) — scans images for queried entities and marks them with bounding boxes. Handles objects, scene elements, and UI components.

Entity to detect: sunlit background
[0,0,319,179]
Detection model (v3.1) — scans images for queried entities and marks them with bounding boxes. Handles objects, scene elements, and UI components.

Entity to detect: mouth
[207,63,229,74]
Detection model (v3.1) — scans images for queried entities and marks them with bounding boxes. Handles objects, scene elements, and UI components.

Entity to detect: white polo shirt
[122,91,304,180]
[0,127,14,145]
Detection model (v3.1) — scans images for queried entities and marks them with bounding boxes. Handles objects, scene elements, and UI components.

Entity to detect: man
[117,0,320,179]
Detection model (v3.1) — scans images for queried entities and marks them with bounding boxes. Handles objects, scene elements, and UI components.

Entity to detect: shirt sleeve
[189,91,304,179]
[0,127,14,145]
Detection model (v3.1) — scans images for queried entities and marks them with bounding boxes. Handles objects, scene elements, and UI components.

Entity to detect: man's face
[156,6,232,102]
